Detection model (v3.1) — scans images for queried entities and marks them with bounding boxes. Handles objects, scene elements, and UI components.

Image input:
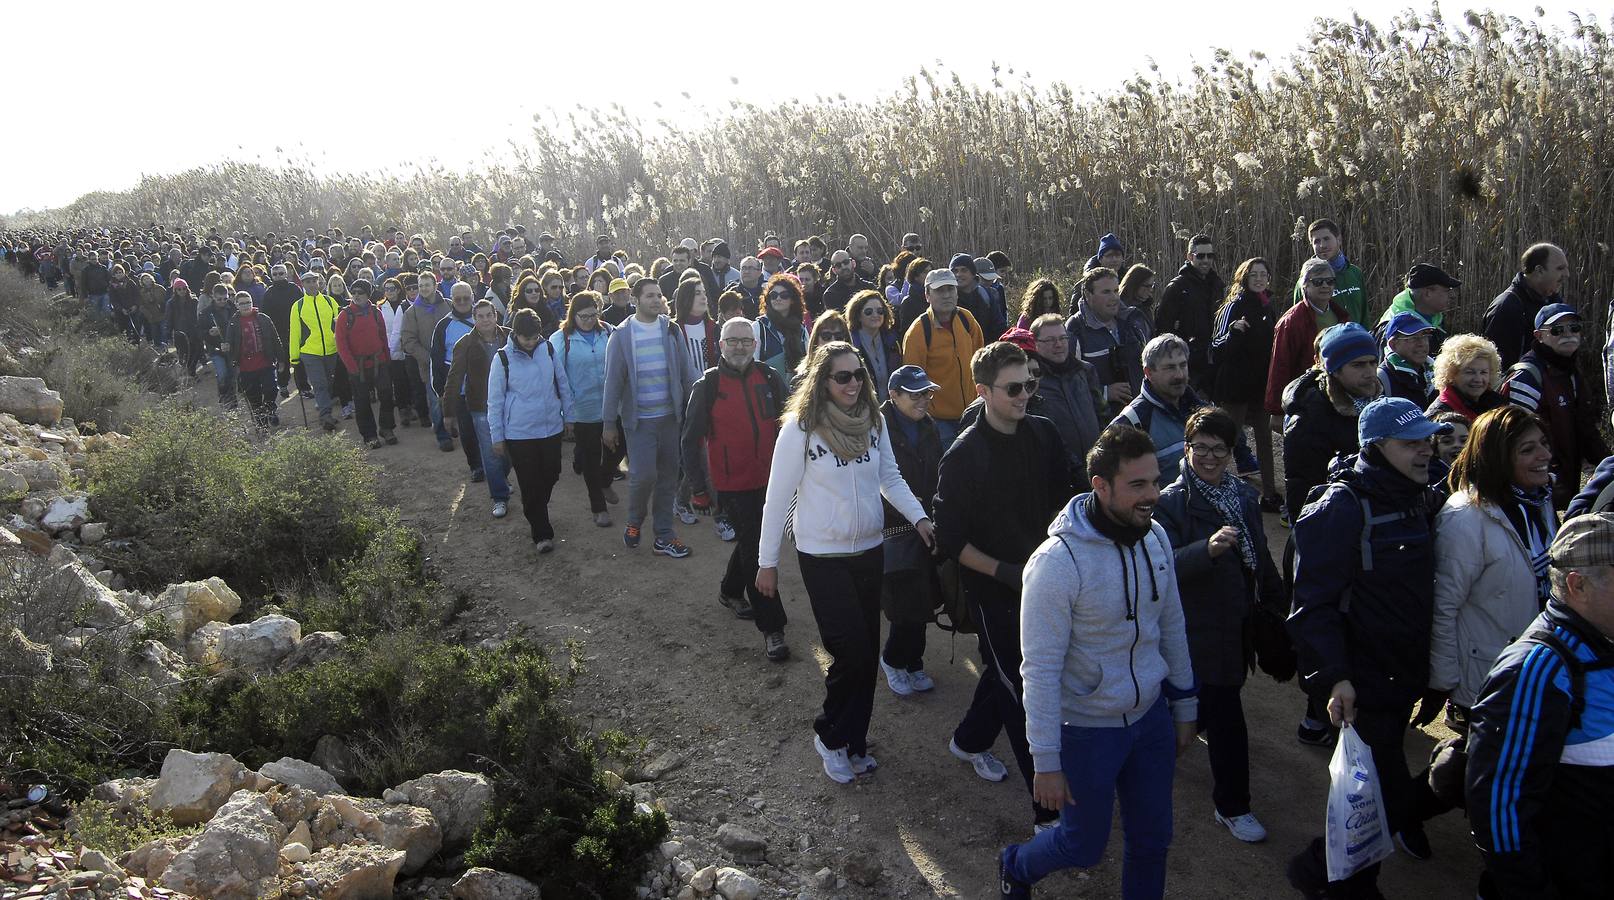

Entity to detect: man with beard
[822,250,875,314]
[1156,234,1226,395]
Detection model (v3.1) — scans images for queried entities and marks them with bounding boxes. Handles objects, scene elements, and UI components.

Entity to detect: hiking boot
[908,669,936,692]
[364,438,383,450]
[623,524,642,549]
[438,438,455,452]
[593,511,612,528]
[535,539,554,554]
[653,537,691,559]
[999,848,1031,900]
[1214,811,1268,843]
[381,429,397,445]
[714,517,736,541]
[1395,826,1432,860]
[674,502,698,525]
[764,631,789,661]
[850,752,878,775]
[812,735,855,785]
[320,414,339,432]
[602,485,620,505]
[719,593,756,620]
[492,501,508,519]
[470,469,485,483]
[950,738,1008,782]
[881,659,914,697]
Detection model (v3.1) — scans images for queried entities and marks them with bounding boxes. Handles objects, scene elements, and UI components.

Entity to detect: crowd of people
[5,221,1613,900]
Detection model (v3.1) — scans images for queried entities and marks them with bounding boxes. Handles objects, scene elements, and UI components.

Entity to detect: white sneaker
[813,735,855,784]
[949,737,1008,782]
[1214,811,1268,843]
[880,659,914,696]
[714,517,736,541]
[908,670,936,692]
[492,501,508,518]
[674,502,698,525]
[1034,821,1059,836]
[850,752,878,775]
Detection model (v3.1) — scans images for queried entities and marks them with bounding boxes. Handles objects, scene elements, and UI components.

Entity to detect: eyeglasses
[818,332,849,342]
[1035,335,1069,344]
[1307,277,1337,287]
[723,337,756,348]
[1549,322,1583,336]
[1187,442,1231,459]
[990,378,1039,398]
[1192,252,1216,261]
[861,306,885,317]
[828,368,868,385]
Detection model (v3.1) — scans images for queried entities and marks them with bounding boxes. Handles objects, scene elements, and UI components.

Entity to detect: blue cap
[1385,311,1435,339]
[889,365,941,395]
[1319,323,1379,373]
[1535,303,1579,330]
[1359,396,1453,445]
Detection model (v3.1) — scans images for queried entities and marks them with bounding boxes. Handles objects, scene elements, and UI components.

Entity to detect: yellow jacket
[289,293,340,362]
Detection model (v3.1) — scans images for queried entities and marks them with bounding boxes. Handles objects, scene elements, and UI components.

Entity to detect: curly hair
[1432,333,1502,394]
[1019,278,1063,321]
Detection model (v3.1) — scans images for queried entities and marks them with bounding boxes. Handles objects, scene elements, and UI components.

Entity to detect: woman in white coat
[1427,405,1556,725]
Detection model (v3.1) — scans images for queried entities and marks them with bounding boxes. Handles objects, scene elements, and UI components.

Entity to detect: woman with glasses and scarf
[1155,407,1285,845]
[848,290,902,402]
[757,342,934,785]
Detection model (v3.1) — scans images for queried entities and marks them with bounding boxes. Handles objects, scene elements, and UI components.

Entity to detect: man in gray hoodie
[998,423,1198,900]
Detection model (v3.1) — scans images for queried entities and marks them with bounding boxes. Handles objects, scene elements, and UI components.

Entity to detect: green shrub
[16,334,178,431]
[71,799,196,856]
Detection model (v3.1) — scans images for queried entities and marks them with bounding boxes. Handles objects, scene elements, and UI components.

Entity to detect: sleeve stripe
[1489,646,1562,853]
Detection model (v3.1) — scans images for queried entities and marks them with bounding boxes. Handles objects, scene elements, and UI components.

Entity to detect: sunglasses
[861,306,885,317]
[1307,277,1337,287]
[991,378,1039,398]
[524,287,541,294]
[818,332,849,342]
[828,368,868,385]
[1193,252,1216,260]
[1548,322,1583,336]
[768,291,793,301]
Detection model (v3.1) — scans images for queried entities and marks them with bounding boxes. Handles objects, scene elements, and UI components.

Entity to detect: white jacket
[1429,489,1551,707]
[758,413,928,568]
[380,300,407,356]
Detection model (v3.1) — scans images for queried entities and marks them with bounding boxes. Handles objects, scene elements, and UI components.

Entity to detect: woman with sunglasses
[753,273,809,380]
[1015,278,1063,330]
[508,273,559,335]
[1210,258,1282,511]
[848,290,902,402]
[757,342,935,784]
[1499,303,1608,511]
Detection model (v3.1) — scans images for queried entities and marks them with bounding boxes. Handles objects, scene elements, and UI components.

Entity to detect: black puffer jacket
[1281,369,1363,522]
[1209,289,1277,403]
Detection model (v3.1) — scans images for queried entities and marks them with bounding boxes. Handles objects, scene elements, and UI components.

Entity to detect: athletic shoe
[950,738,1008,782]
[1215,811,1268,843]
[1296,720,1336,747]
[1395,826,1432,860]
[279,387,291,400]
[364,438,383,450]
[381,429,398,445]
[653,538,691,559]
[850,752,878,775]
[908,670,936,692]
[593,511,612,528]
[999,849,1031,900]
[674,502,698,525]
[300,389,313,399]
[714,517,736,541]
[880,659,914,697]
[1259,495,1283,514]
[719,593,756,620]
[341,402,354,420]
[438,438,455,452]
[1033,820,1058,836]
[320,415,339,432]
[623,524,641,549]
[535,539,554,554]
[813,735,855,785]
[492,501,508,518]
[602,486,620,505]
[764,631,789,661]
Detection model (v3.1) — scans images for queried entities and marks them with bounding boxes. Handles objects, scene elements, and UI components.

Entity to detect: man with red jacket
[225,291,284,427]
[681,316,791,661]
[334,279,395,449]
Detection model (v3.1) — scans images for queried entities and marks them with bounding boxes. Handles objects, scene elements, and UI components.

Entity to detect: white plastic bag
[1324,723,1395,881]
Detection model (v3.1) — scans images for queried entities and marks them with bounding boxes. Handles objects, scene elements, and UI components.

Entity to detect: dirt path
[285,394,1476,899]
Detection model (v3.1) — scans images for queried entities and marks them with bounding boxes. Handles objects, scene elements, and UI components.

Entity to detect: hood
[1048,491,1149,545]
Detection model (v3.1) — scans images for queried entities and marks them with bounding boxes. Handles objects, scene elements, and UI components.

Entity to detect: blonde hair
[1433,333,1502,393]
[783,342,881,435]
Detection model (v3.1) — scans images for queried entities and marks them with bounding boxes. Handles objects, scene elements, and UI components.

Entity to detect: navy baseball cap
[1359,396,1452,445]
[1385,311,1436,339]
[889,365,941,395]
[1535,303,1579,330]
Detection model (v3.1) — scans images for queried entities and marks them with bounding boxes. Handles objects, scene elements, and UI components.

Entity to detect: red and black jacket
[679,360,788,493]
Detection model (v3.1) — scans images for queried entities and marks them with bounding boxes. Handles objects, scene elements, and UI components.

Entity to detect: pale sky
[0,0,1572,215]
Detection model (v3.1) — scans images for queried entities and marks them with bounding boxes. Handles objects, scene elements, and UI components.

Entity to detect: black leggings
[798,547,884,756]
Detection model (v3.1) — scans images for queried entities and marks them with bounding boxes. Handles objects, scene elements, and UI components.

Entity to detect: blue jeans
[934,417,960,449]
[301,353,338,416]
[624,414,680,539]
[470,411,511,501]
[425,377,449,442]
[209,353,236,406]
[1003,697,1176,899]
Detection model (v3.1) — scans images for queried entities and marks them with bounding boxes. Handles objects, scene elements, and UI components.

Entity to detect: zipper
[1127,545,1142,710]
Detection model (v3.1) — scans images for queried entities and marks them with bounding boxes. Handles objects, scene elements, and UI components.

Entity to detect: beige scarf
[816,402,874,461]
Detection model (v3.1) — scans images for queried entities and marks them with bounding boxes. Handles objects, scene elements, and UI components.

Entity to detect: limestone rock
[278,630,348,671]
[130,639,186,688]
[41,494,89,531]
[0,467,28,498]
[388,770,492,849]
[156,576,243,641]
[149,749,257,826]
[259,758,342,796]
[186,620,229,670]
[451,867,543,900]
[121,835,192,881]
[3,626,52,674]
[714,867,761,900]
[79,522,108,543]
[161,790,286,898]
[280,841,312,863]
[215,614,301,671]
[715,823,767,855]
[91,776,156,816]
[690,866,717,892]
[295,844,406,900]
[77,847,122,877]
[6,458,67,492]
[0,376,64,424]
[326,795,442,875]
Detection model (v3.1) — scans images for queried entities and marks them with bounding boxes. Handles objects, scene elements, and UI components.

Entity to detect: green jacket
[1292,260,1367,324]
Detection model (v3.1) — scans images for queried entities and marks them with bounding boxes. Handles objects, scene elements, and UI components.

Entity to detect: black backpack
[495,341,561,401]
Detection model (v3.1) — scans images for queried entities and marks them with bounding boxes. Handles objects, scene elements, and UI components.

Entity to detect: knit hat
[608,278,630,294]
[998,327,1038,356]
[1096,233,1123,258]
[711,241,731,260]
[1319,323,1378,373]
[948,252,978,274]
[170,278,189,293]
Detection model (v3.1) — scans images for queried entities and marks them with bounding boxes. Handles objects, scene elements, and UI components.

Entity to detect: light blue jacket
[549,324,611,424]
[487,335,572,444]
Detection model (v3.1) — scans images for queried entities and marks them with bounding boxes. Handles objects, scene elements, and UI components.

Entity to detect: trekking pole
[293,366,308,429]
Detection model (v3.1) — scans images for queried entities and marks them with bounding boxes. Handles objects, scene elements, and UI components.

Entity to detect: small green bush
[17,334,178,430]
[71,799,196,856]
